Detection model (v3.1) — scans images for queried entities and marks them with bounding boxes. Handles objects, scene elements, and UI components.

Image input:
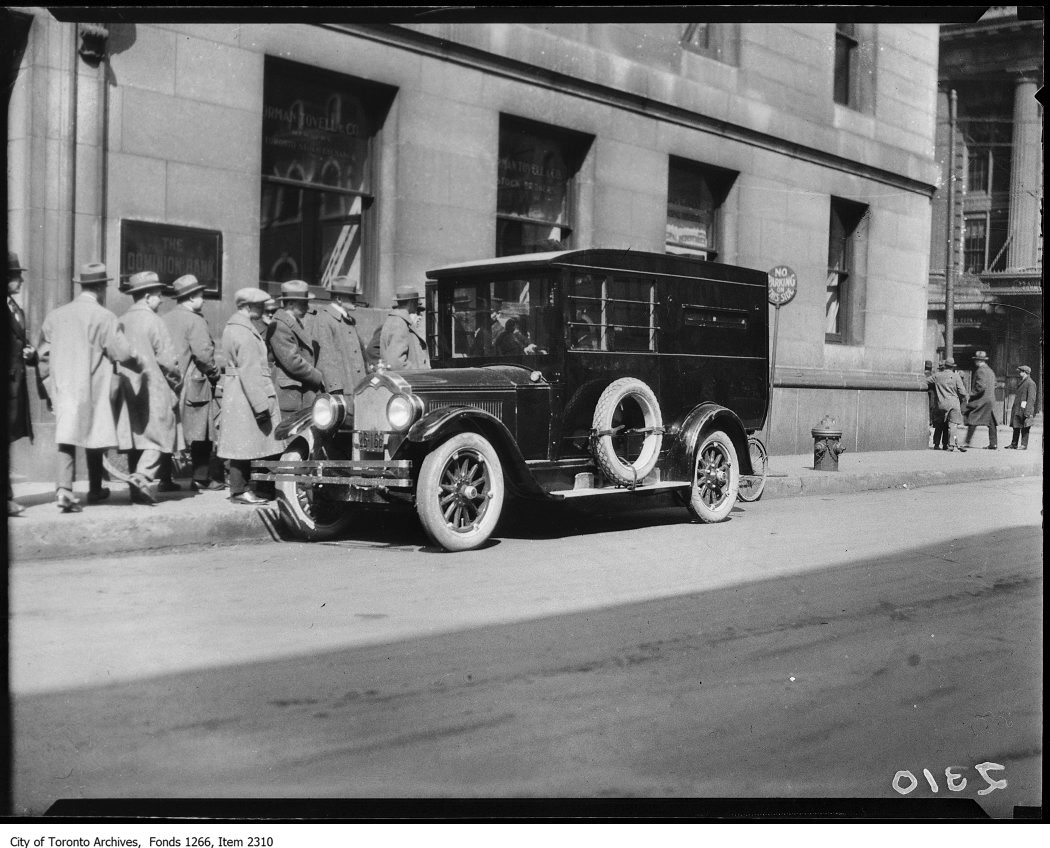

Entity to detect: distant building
[927,6,1043,413]
[6,11,942,465]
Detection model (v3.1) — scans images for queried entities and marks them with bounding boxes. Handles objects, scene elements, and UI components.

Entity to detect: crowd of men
[925,352,1037,453]
[7,251,430,515]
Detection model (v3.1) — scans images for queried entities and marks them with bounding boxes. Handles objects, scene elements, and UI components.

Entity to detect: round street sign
[768,265,797,306]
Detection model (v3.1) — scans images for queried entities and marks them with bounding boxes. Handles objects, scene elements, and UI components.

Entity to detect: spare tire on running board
[591,377,663,487]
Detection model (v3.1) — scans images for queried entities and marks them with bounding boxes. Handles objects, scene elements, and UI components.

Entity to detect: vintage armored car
[255,249,770,551]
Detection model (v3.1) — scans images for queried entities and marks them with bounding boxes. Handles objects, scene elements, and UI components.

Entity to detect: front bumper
[253,458,414,492]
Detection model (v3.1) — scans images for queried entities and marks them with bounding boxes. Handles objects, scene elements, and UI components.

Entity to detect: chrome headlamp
[311,393,347,432]
[386,393,424,431]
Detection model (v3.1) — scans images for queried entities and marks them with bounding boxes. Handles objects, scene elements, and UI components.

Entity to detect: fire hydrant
[811,414,846,471]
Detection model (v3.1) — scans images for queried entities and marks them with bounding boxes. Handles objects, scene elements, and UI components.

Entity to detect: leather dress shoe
[9,500,25,516]
[230,491,271,505]
[1004,445,1017,449]
[985,446,998,450]
[86,487,110,504]
[56,492,83,513]
[191,479,226,492]
[157,479,182,492]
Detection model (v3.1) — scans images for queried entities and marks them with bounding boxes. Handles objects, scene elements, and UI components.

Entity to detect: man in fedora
[37,262,143,512]
[7,251,38,515]
[266,279,325,418]
[1007,365,1037,450]
[962,350,999,450]
[115,271,183,504]
[379,285,430,370]
[217,287,283,505]
[927,358,968,452]
[311,275,369,398]
[163,274,225,491]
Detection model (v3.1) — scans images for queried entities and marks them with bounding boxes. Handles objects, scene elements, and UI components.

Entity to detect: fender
[275,407,314,441]
[405,406,548,498]
[665,402,754,481]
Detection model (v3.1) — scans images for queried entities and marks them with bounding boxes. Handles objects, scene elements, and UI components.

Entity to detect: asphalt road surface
[9,477,1043,818]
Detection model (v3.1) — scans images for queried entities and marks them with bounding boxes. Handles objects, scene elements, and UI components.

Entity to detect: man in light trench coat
[163,274,225,491]
[37,262,143,512]
[379,285,431,370]
[115,271,183,504]
[217,287,284,505]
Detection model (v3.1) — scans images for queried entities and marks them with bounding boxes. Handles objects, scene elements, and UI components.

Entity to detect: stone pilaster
[1006,75,1041,271]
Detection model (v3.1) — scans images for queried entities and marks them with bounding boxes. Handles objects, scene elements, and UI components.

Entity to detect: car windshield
[437,275,554,359]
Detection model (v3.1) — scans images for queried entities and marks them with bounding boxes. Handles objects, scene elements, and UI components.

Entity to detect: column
[1006,75,1040,270]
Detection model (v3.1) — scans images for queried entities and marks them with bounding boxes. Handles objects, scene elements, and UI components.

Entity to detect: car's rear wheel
[275,439,354,541]
[686,430,739,522]
[417,432,505,551]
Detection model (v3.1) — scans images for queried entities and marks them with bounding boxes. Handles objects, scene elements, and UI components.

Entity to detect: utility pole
[944,88,958,361]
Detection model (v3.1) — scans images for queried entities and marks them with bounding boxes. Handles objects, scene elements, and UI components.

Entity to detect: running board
[550,480,690,499]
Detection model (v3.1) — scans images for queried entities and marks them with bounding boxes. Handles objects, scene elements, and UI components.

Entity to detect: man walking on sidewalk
[163,274,225,491]
[927,358,968,451]
[1006,365,1037,450]
[962,350,999,450]
[37,262,143,512]
[218,287,284,505]
[115,271,183,504]
[8,251,37,515]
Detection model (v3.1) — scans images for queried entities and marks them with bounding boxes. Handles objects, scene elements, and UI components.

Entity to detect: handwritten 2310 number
[892,762,1007,796]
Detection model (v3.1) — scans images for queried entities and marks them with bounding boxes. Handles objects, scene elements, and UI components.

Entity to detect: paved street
[9,477,1042,818]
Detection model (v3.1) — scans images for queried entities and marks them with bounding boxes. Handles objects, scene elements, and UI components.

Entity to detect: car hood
[391,365,542,393]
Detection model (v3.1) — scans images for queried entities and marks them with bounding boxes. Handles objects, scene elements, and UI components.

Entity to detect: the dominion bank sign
[120,220,223,298]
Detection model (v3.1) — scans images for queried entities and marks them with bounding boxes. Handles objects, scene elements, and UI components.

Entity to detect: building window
[496,115,592,257]
[963,211,1009,273]
[826,197,868,344]
[260,57,394,294]
[681,23,739,65]
[666,157,736,261]
[833,23,875,112]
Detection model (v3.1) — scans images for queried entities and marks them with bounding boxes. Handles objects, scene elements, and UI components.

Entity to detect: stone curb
[8,459,1043,562]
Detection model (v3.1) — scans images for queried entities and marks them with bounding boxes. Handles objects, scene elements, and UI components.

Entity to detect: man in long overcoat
[37,262,143,512]
[115,271,183,502]
[311,276,368,399]
[217,287,283,505]
[963,350,999,450]
[1007,364,1037,450]
[163,274,225,491]
[267,279,324,417]
[927,358,968,451]
[379,285,431,370]
[8,251,37,515]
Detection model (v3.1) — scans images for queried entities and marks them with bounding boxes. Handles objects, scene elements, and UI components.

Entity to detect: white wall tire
[686,430,739,522]
[275,439,353,541]
[591,378,663,487]
[417,432,505,552]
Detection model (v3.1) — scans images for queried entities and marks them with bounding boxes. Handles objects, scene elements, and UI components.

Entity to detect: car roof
[426,249,766,286]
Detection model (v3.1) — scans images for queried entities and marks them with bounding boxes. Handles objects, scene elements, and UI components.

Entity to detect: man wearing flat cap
[7,251,38,515]
[379,285,431,370]
[266,279,325,418]
[927,358,968,451]
[962,350,999,450]
[163,274,224,490]
[217,287,283,505]
[1007,365,1037,450]
[115,271,183,503]
[37,262,143,512]
[311,276,369,398]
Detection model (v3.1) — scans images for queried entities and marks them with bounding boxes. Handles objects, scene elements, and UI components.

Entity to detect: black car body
[255,249,769,551]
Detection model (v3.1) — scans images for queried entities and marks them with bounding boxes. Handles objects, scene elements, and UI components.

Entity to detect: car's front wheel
[416,432,505,551]
[275,438,354,541]
[686,430,739,522]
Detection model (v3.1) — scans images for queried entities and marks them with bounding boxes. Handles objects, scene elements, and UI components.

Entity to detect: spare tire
[591,377,663,487]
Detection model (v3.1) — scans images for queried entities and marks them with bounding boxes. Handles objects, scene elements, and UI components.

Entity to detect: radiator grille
[353,383,394,432]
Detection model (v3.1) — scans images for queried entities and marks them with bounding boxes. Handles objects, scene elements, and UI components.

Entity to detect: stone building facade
[6,11,942,467]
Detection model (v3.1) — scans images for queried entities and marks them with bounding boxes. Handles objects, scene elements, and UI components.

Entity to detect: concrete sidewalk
[7,424,1042,562]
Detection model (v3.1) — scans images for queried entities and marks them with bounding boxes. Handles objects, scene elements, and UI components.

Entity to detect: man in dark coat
[1006,364,1037,450]
[311,276,369,399]
[962,350,999,450]
[7,251,37,515]
[163,274,224,490]
[266,279,324,418]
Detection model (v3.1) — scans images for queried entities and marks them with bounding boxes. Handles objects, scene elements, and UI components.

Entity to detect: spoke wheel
[417,432,505,551]
[686,430,739,523]
[276,439,353,541]
[737,435,768,503]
